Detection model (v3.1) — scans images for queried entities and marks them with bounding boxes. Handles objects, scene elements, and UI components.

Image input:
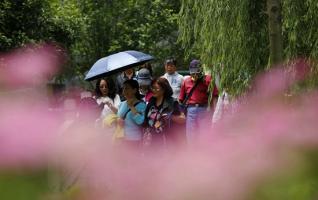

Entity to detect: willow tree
[267,0,283,66]
[178,0,268,95]
[282,0,318,91]
[178,0,318,95]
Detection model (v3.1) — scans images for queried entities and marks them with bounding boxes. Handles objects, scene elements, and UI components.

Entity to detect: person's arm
[130,106,138,115]
[131,102,146,125]
[116,101,127,127]
[106,102,118,114]
[107,95,121,114]
[180,75,184,86]
[117,102,125,118]
[171,112,186,124]
[211,94,218,112]
[178,80,186,103]
[171,101,186,124]
[209,80,219,112]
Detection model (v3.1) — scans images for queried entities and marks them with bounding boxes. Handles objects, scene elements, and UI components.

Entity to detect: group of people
[82,58,219,152]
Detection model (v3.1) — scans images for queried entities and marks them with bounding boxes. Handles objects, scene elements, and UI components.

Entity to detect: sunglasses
[150,87,161,92]
[190,72,202,76]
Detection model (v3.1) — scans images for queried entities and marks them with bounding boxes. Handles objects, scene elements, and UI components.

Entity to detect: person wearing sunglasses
[179,60,218,145]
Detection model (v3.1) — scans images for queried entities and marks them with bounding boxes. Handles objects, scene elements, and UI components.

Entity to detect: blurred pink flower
[0,100,61,168]
[0,51,317,200]
[51,59,318,200]
[0,44,63,88]
[0,43,65,168]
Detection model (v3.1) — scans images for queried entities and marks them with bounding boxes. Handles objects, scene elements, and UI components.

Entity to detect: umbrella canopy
[85,50,154,81]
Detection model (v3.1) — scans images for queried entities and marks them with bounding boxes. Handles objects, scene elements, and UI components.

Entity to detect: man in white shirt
[162,58,184,100]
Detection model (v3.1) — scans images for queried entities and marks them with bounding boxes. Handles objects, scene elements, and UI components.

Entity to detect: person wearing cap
[162,58,184,100]
[179,59,218,144]
[138,62,153,77]
[136,68,153,103]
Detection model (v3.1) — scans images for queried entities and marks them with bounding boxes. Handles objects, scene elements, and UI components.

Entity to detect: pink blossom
[0,44,63,88]
[0,51,317,200]
[0,100,61,168]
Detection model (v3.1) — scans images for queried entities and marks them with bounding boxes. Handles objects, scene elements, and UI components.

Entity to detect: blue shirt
[117,100,146,140]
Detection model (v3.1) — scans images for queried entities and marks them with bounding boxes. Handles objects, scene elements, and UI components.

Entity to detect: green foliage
[0,0,184,81]
[54,0,185,80]
[0,170,50,200]
[0,0,80,52]
[49,0,86,49]
[78,0,184,72]
[0,0,49,50]
[282,0,318,92]
[283,0,318,58]
[249,150,318,199]
[179,0,318,95]
[48,0,90,80]
[179,0,268,95]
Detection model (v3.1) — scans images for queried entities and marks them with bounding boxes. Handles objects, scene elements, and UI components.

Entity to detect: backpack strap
[181,78,201,107]
[122,101,142,120]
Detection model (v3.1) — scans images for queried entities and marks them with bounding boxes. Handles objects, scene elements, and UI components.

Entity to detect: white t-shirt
[163,72,184,99]
[95,94,121,119]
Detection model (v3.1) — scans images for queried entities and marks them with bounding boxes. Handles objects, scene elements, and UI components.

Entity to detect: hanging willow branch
[179,0,268,96]
[178,0,318,95]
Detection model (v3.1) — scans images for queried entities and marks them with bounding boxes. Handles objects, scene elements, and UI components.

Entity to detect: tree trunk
[267,0,283,66]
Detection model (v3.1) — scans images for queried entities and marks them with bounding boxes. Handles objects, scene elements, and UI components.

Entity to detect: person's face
[151,82,164,98]
[139,85,149,95]
[99,80,109,96]
[123,84,137,99]
[165,63,176,75]
[190,72,202,82]
[124,68,134,76]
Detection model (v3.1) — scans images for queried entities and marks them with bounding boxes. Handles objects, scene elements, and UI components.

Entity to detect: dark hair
[140,62,153,76]
[95,78,117,99]
[152,77,173,98]
[165,58,177,66]
[123,79,142,100]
